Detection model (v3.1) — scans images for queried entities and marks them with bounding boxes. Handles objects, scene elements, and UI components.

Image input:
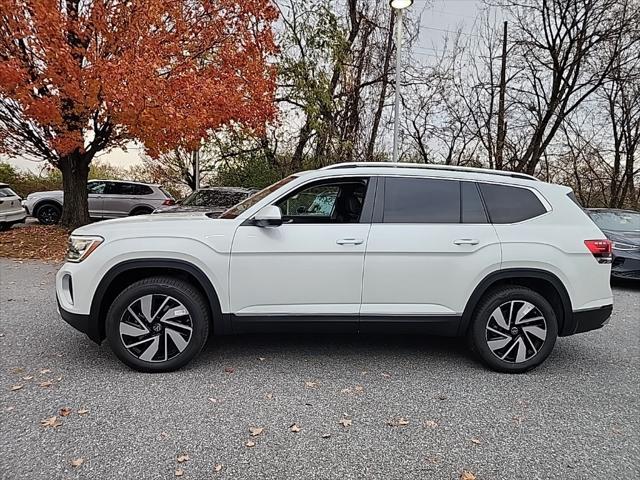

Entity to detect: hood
[28,190,63,198]
[72,212,217,237]
[602,229,640,247]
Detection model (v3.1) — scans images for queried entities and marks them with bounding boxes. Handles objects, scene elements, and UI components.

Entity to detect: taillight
[162,199,175,206]
[584,239,612,264]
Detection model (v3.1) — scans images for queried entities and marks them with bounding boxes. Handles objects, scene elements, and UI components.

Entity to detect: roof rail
[320,162,539,181]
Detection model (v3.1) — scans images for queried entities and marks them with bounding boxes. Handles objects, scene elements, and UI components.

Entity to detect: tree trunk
[59,154,90,229]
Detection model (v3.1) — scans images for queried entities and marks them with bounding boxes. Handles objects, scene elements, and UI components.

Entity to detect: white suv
[56,163,613,373]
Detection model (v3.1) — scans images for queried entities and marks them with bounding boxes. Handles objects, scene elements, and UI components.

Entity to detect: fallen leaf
[40,416,62,428]
[381,372,391,378]
[354,385,364,393]
[10,385,23,391]
[340,388,351,394]
[175,468,184,477]
[214,464,223,473]
[176,454,190,463]
[304,381,318,388]
[424,420,438,429]
[11,368,24,374]
[39,380,53,388]
[245,440,256,448]
[612,427,623,435]
[224,367,235,374]
[161,432,169,439]
[289,423,301,433]
[460,470,476,480]
[471,437,481,445]
[339,418,352,428]
[388,417,409,427]
[59,407,72,417]
[56,376,62,381]
[22,376,33,380]
[322,433,331,439]
[258,357,266,361]
[77,408,89,415]
[264,393,273,400]
[209,398,217,403]
[436,394,447,401]
[71,458,84,467]
[5,406,14,412]
[249,427,264,437]
[40,369,51,374]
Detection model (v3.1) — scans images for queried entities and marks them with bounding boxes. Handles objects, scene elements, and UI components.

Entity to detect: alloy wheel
[38,205,60,224]
[485,300,547,364]
[119,294,193,363]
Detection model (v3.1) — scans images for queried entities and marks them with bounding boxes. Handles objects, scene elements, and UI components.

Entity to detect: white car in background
[0,183,27,231]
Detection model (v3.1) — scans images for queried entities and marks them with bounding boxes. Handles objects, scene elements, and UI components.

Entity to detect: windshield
[589,210,640,232]
[219,176,298,219]
[182,189,251,208]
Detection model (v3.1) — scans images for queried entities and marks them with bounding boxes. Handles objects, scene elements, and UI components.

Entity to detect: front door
[361,177,502,335]
[229,177,374,332]
[87,181,106,218]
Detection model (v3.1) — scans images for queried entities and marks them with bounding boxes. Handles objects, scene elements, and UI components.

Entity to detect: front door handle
[454,239,480,245]
[336,238,364,245]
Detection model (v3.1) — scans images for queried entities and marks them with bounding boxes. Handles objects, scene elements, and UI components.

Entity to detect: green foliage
[0,162,61,198]
[215,157,281,189]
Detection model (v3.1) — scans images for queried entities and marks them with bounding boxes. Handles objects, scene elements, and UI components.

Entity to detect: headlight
[66,235,103,262]
[612,241,638,251]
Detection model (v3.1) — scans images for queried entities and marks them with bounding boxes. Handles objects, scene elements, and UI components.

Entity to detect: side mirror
[254,205,283,227]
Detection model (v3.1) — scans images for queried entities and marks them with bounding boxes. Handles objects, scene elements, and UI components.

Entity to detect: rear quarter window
[479,183,547,224]
[0,187,17,198]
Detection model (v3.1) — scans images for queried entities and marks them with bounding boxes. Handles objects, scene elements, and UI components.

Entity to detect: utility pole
[496,20,508,170]
[193,149,200,191]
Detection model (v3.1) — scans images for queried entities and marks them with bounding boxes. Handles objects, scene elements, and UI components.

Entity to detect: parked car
[586,208,639,280]
[23,180,175,225]
[0,183,27,231]
[154,187,256,215]
[56,162,613,373]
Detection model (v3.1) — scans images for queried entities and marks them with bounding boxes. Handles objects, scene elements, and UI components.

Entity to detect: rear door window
[383,177,460,223]
[461,182,488,223]
[479,183,547,223]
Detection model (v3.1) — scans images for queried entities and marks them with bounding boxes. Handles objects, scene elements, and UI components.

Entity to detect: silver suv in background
[23,180,175,225]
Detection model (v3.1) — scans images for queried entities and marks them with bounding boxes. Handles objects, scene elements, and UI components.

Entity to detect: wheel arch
[459,268,575,337]
[90,259,228,344]
[33,199,62,215]
[128,204,155,215]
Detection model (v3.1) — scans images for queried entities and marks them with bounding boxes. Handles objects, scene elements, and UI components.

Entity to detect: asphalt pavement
[1,258,638,479]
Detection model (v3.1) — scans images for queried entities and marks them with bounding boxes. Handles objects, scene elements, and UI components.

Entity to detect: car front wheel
[468,286,558,373]
[105,276,210,372]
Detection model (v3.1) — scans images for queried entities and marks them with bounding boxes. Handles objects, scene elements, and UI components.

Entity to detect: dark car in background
[154,187,256,216]
[587,208,640,280]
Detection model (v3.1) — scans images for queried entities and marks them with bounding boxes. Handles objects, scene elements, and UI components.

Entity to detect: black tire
[36,203,62,225]
[129,207,153,216]
[0,223,9,232]
[105,276,210,372]
[468,286,558,373]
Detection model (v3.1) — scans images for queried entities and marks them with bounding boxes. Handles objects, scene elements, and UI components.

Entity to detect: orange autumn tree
[0,0,278,228]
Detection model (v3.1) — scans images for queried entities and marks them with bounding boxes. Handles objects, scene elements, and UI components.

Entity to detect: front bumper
[57,296,103,344]
[572,304,613,334]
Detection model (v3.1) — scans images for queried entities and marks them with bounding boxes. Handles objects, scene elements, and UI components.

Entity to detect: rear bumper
[57,296,103,344]
[571,304,613,335]
[0,208,26,224]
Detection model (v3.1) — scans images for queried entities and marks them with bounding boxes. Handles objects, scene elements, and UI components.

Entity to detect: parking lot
[1,258,638,479]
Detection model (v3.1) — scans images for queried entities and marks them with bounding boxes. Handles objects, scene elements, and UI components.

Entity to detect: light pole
[389,0,413,163]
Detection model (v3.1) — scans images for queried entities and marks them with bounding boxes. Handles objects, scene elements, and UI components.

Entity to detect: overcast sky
[4,0,482,173]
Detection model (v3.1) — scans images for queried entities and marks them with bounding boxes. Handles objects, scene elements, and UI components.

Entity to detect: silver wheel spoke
[138,335,160,361]
[487,326,509,338]
[516,316,544,326]
[161,319,192,331]
[515,302,535,323]
[522,325,547,341]
[140,295,154,321]
[500,339,519,360]
[488,337,512,351]
[166,328,189,352]
[492,308,509,330]
[128,307,149,329]
[159,306,189,323]
[125,337,154,349]
[120,322,148,337]
[515,337,527,362]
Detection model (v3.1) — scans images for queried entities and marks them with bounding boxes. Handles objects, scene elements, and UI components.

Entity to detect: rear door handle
[454,239,480,245]
[336,238,364,245]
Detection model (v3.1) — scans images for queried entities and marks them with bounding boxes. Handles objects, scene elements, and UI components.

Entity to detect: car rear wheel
[105,276,210,372]
[468,286,558,373]
[36,203,61,225]
[129,207,153,216]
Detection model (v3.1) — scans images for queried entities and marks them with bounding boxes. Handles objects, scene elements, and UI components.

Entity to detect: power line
[419,25,480,37]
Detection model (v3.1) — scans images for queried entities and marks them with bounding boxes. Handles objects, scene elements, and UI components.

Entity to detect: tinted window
[461,182,487,223]
[87,181,106,194]
[383,177,460,223]
[106,182,153,195]
[479,183,547,223]
[276,179,368,224]
[183,189,252,208]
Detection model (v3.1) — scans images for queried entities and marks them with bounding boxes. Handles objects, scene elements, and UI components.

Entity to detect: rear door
[102,182,150,217]
[360,177,501,334]
[87,181,106,218]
